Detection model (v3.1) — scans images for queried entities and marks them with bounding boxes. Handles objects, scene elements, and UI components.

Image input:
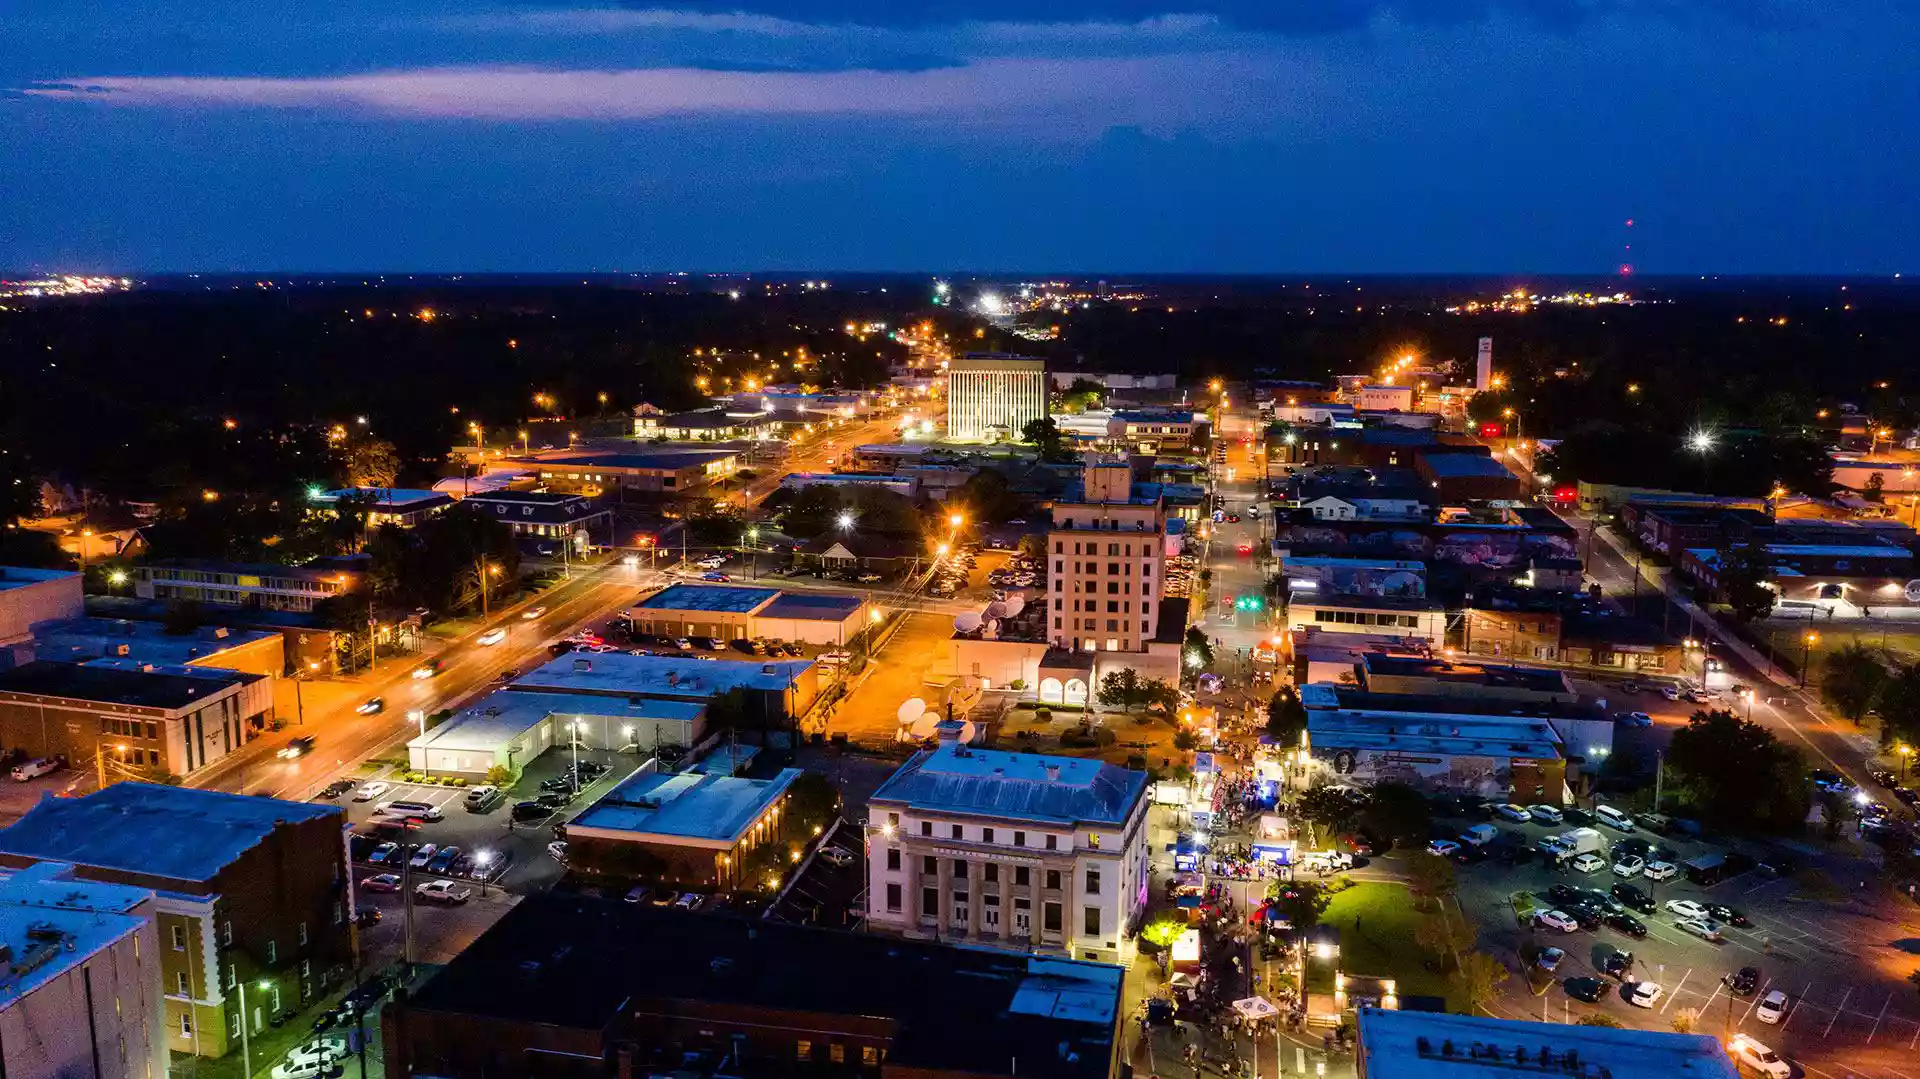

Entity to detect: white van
[9,757,60,782]
[375,800,444,823]
[1595,805,1636,832]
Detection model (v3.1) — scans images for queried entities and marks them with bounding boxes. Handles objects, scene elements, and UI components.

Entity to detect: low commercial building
[460,490,610,551]
[383,897,1123,1079]
[0,783,353,1062]
[134,559,359,614]
[795,532,927,577]
[1355,1006,1738,1079]
[633,407,771,442]
[1285,594,1446,643]
[866,733,1151,965]
[1299,496,1430,523]
[406,689,705,779]
[511,652,819,731]
[1462,605,1564,662]
[0,661,273,777]
[564,767,802,886]
[1415,451,1522,501]
[778,471,919,499]
[1680,543,1919,609]
[528,449,739,496]
[1279,556,1427,598]
[309,487,453,528]
[34,617,287,678]
[0,567,83,662]
[0,861,166,1079]
[627,583,869,646]
[1300,682,1569,801]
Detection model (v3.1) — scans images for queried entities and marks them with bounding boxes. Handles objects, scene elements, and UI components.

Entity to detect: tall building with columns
[864,727,1150,965]
[1049,456,1168,653]
[946,354,1046,441]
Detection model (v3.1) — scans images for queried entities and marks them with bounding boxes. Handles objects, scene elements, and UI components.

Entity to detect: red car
[1236,542,1253,555]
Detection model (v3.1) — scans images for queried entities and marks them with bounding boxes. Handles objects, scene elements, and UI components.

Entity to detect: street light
[1799,631,1819,688]
[236,979,272,1079]
[1896,743,1915,782]
[1688,429,1717,454]
[837,511,855,531]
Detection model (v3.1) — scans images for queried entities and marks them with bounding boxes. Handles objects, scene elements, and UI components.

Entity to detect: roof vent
[1044,764,1061,782]
[573,658,592,672]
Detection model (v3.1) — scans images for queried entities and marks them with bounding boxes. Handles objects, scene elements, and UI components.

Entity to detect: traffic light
[1233,595,1264,612]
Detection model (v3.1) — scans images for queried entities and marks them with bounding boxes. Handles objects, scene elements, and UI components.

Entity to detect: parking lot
[767,821,865,929]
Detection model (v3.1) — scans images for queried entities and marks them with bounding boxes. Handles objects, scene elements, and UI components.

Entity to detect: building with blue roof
[566,767,803,888]
[627,583,870,645]
[310,487,453,528]
[865,729,1150,965]
[0,783,354,1061]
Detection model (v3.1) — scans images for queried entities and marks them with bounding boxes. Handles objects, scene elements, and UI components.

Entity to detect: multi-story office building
[865,730,1150,965]
[1048,459,1168,653]
[0,862,166,1079]
[0,661,274,777]
[0,783,354,1062]
[946,354,1046,442]
[134,559,358,614]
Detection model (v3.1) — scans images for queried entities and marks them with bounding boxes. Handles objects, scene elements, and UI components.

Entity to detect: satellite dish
[896,698,927,725]
[953,612,984,633]
[982,601,1010,620]
[1904,579,1920,603]
[983,618,1000,639]
[999,594,1026,617]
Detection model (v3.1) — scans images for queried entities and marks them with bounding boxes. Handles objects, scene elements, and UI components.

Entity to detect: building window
[951,824,963,840]
[1046,870,1062,890]
[1046,834,1058,850]
[179,1015,193,1038]
[222,922,232,946]
[229,1014,241,1040]
[796,1040,813,1061]
[922,889,939,917]
[887,848,901,871]
[1044,903,1063,933]
[1014,831,1026,846]
[984,863,998,882]
[887,812,900,831]
[983,827,995,843]
[1089,833,1102,849]
[298,923,308,946]
[886,883,902,912]
[863,1046,880,1065]
[176,972,189,995]
[1085,906,1102,937]
[170,924,186,951]
[922,855,937,873]
[921,821,932,837]
[1087,867,1101,894]
[831,1044,846,1064]
[265,940,276,965]
[1014,867,1030,886]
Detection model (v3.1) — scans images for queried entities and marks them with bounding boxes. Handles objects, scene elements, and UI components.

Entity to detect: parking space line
[1867,992,1893,1043]
[1780,983,1813,1030]
[1822,986,1852,1038]
[1741,978,1771,1024]
[1910,1016,1920,1050]
[1663,969,1692,1014]
[1700,981,1724,1014]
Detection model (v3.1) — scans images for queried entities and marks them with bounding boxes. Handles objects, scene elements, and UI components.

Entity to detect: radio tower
[1619,218,1635,277]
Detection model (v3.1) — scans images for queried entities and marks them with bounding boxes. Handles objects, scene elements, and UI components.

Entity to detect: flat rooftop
[511,652,812,699]
[0,567,79,593]
[1359,654,1573,694]
[533,450,736,470]
[462,490,589,505]
[0,863,152,1009]
[0,782,341,884]
[758,592,865,620]
[1302,681,1597,722]
[314,487,449,509]
[0,660,257,710]
[143,558,352,583]
[635,583,780,614]
[1420,453,1517,479]
[1292,593,1442,612]
[570,767,800,845]
[1356,1007,1737,1079]
[403,896,1120,1079]
[35,617,279,667]
[872,743,1148,827]
[409,690,705,754]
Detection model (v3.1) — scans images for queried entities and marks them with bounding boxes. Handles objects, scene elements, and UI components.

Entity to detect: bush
[1008,679,1027,691]
[1172,730,1198,751]
[1326,874,1356,894]
[1092,727,1116,747]
[1035,707,1053,724]
[486,764,515,786]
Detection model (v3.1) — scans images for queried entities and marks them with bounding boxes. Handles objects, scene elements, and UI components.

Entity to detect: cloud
[21,53,1295,134]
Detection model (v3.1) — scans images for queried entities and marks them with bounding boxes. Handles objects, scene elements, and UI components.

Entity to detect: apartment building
[0,784,354,1061]
[134,559,358,614]
[1048,459,1168,653]
[865,730,1150,965]
[0,862,166,1079]
[947,354,1046,442]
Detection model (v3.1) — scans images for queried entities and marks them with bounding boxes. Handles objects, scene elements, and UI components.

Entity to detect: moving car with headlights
[477,628,507,646]
[277,736,317,760]
[1727,1035,1790,1079]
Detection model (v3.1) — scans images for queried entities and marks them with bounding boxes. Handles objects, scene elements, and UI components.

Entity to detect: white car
[477,628,507,646]
[352,781,390,802]
[1299,850,1354,872]
[1611,855,1645,878]
[1529,805,1566,825]
[1427,839,1462,857]
[1494,804,1533,823]
[283,1040,345,1071]
[1624,981,1665,1008]
[1665,899,1709,920]
[1642,860,1679,882]
[1534,910,1580,933]
[408,843,438,869]
[546,840,569,864]
[521,606,547,620]
[1728,1035,1790,1079]
[1755,989,1790,1025]
[1659,685,1683,701]
[414,880,472,905]
[1676,917,1724,943]
[1570,853,1607,874]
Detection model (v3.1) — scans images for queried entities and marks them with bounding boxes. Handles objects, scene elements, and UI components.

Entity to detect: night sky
[5,1,1916,273]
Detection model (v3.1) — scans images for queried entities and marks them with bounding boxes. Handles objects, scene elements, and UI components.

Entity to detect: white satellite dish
[953,612,984,633]
[982,601,1010,620]
[896,698,927,725]
[999,594,1026,617]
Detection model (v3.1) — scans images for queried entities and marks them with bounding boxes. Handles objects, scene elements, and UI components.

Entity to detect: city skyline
[5,0,1916,273]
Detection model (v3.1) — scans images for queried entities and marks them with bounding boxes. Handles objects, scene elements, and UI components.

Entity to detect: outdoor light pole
[1799,631,1819,688]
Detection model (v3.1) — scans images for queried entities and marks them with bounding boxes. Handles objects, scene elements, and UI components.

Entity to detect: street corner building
[864,731,1150,965]
[1354,1007,1739,1079]
[383,895,1125,1079]
[0,783,355,1061]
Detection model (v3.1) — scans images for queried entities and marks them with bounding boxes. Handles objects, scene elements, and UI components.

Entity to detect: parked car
[1676,918,1724,943]
[1707,904,1751,927]
[1659,685,1682,701]
[353,781,390,802]
[360,873,401,893]
[1614,711,1653,728]
[1723,966,1761,996]
[1611,883,1656,913]
[512,800,554,823]
[426,846,461,874]
[414,880,472,905]
[546,840,569,864]
[1641,860,1679,882]
[1755,989,1790,1024]
[368,842,399,865]
[1494,804,1533,823]
[1665,899,1709,920]
[1624,981,1664,1008]
[1601,951,1635,980]
[1427,839,1462,857]
[464,785,504,812]
[674,892,706,912]
[1529,805,1566,825]
[1611,855,1645,878]
[1534,946,1565,972]
[9,757,61,781]
[1563,976,1608,1003]
[1604,912,1647,938]
[1570,853,1606,874]
[317,780,357,799]
[1533,910,1580,933]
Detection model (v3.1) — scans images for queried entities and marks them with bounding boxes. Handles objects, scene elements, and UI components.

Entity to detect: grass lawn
[1312,882,1455,1009]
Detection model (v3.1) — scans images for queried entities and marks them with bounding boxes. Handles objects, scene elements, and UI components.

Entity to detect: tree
[1097,668,1142,710]
[344,438,402,489]
[1669,1007,1700,1034]
[1140,918,1186,971]
[1265,881,1330,936]
[1407,853,1458,910]
[1183,627,1215,672]
[1666,709,1810,831]
[1022,417,1068,459]
[1716,544,1778,623]
[1413,909,1477,972]
[1360,783,1432,849]
[1864,471,1886,503]
[952,467,1026,525]
[1874,662,1920,748]
[1267,685,1308,745]
[161,599,206,636]
[1294,786,1364,845]
[1059,377,1104,413]
[1451,953,1510,1016]
[1821,644,1889,724]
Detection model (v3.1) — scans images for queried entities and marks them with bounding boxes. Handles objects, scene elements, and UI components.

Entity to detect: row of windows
[1055,518,1152,532]
[100,718,160,740]
[793,1040,880,1065]
[1055,560,1155,578]
[1056,540,1153,555]
[1058,579,1151,596]
[1057,599,1141,614]
[1057,619,1150,636]
[1311,609,1424,628]
[912,819,1075,848]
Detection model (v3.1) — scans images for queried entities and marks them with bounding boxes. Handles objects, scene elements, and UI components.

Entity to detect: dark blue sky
[5,1,1916,273]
